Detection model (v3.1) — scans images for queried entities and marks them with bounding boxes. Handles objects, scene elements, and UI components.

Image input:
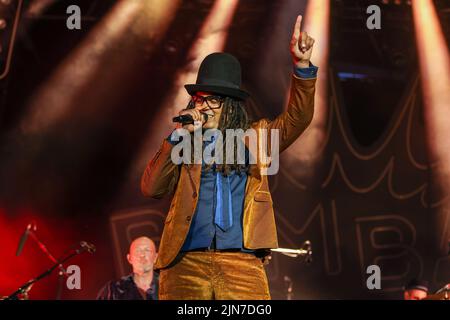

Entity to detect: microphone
[16,223,36,256]
[80,241,96,254]
[172,113,208,125]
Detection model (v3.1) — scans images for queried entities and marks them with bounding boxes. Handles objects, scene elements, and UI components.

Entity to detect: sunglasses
[191,95,224,110]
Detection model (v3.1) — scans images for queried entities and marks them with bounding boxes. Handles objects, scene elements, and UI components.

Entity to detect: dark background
[0,0,449,299]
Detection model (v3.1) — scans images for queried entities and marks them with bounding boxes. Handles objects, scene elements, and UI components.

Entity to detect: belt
[187,248,243,253]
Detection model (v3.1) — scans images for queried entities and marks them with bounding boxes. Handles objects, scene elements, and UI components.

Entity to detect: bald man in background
[97,237,159,300]
[403,279,429,300]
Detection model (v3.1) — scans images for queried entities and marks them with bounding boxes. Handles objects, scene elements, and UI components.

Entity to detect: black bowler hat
[185,52,250,100]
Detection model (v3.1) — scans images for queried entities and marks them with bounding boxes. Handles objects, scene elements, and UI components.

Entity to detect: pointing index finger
[292,15,302,42]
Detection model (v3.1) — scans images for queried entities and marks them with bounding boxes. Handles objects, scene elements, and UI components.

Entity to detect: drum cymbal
[425,285,450,300]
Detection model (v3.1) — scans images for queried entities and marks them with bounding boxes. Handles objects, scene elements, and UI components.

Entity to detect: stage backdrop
[0,0,448,300]
[109,71,449,300]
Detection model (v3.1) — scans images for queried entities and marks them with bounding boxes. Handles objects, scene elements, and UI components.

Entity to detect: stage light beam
[412,0,450,249]
[132,0,240,174]
[21,0,180,134]
[284,0,330,181]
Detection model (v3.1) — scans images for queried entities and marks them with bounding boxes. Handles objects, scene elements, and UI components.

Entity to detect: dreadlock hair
[186,96,250,176]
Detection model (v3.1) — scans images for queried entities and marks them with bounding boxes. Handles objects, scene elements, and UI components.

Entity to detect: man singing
[141,15,317,299]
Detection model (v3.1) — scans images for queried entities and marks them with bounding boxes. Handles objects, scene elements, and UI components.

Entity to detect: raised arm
[263,15,317,153]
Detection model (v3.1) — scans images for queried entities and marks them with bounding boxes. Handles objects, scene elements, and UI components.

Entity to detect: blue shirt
[170,64,318,251]
[171,131,249,251]
[294,62,318,79]
[181,164,248,251]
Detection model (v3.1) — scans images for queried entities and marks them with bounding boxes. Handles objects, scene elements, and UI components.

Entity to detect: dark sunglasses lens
[206,96,223,108]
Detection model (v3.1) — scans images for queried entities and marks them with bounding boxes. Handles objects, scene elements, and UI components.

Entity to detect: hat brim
[185,84,249,100]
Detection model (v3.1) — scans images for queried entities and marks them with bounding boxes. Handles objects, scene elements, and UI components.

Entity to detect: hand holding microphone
[173,108,208,132]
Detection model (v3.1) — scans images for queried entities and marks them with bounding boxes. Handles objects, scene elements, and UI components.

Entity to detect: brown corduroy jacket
[141,75,316,270]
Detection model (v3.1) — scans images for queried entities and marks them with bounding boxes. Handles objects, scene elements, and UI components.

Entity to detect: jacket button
[186,216,191,222]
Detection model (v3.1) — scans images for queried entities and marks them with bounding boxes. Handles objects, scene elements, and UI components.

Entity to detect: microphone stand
[271,241,312,300]
[284,276,294,300]
[27,230,67,299]
[6,244,90,300]
[270,240,312,263]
